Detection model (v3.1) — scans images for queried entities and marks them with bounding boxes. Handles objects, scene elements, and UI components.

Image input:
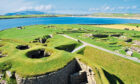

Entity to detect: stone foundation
[15,59,96,84]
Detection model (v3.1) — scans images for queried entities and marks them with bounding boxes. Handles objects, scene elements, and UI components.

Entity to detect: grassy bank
[76,46,140,84]
[0,15,57,19]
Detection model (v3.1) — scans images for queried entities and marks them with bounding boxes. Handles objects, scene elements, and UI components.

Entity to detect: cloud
[89,8,99,11]
[104,6,110,10]
[17,5,53,12]
[89,6,114,11]
[118,6,137,10]
[89,5,138,12]
[0,0,34,14]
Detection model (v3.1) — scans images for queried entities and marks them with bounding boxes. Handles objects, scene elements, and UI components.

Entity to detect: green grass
[0,14,74,19]
[0,24,140,84]
[0,15,57,19]
[77,46,140,84]
[63,24,140,58]
[0,25,81,77]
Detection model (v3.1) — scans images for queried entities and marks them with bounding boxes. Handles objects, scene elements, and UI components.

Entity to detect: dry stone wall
[15,59,96,84]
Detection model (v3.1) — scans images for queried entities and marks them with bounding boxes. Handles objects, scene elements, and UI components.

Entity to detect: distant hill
[5,11,45,15]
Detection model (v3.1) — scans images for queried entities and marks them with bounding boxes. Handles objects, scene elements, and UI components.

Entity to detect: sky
[0,0,140,15]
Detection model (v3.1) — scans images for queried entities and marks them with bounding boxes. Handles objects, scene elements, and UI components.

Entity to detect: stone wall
[70,59,96,84]
[15,59,80,84]
[15,59,96,84]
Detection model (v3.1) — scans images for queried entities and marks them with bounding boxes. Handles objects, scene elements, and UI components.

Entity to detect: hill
[5,11,45,16]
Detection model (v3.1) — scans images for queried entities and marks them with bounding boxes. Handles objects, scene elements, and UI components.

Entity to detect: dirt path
[71,45,86,53]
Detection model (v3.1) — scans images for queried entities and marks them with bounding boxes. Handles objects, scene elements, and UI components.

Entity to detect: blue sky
[0,0,140,15]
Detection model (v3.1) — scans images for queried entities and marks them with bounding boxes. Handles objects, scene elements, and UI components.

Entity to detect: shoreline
[74,15,140,20]
[0,15,140,20]
[0,16,58,20]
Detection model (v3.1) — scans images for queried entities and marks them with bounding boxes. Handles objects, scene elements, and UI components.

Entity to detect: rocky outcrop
[15,59,96,84]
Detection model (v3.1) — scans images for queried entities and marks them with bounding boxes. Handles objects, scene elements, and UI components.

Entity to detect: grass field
[76,46,140,84]
[63,24,140,58]
[0,24,140,84]
[0,25,81,77]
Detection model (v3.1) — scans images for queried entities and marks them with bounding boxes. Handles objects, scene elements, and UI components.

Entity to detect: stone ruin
[15,59,96,84]
[125,48,133,56]
[134,40,140,46]
[31,35,52,44]
[17,26,24,29]
[125,38,133,42]
[130,47,140,53]
[16,45,29,50]
[26,49,51,58]
[43,25,56,29]
[47,25,56,28]
[0,51,7,58]
[126,51,133,56]
[55,44,77,52]
[93,34,108,38]
[111,34,121,37]
[70,59,96,84]
[84,34,93,37]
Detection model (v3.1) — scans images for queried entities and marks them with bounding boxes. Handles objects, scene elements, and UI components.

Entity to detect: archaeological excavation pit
[16,45,29,50]
[32,35,52,44]
[26,49,51,58]
[15,59,96,84]
[55,44,77,52]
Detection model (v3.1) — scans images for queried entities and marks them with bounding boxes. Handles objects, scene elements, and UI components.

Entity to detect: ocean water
[0,17,140,30]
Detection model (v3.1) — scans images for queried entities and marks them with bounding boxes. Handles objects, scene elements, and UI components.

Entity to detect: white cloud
[89,6,115,11]
[118,6,137,10]
[0,0,53,15]
[17,5,53,12]
[104,6,110,10]
[88,8,99,11]
[0,0,34,14]
[89,5,138,12]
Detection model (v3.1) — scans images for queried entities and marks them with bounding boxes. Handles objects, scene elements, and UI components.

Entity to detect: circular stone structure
[26,49,50,58]
[16,45,29,50]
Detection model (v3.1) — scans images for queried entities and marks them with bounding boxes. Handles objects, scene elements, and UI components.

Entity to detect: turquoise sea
[0,17,140,30]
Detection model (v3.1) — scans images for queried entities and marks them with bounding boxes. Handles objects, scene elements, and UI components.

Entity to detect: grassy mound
[0,25,81,77]
[77,46,140,84]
